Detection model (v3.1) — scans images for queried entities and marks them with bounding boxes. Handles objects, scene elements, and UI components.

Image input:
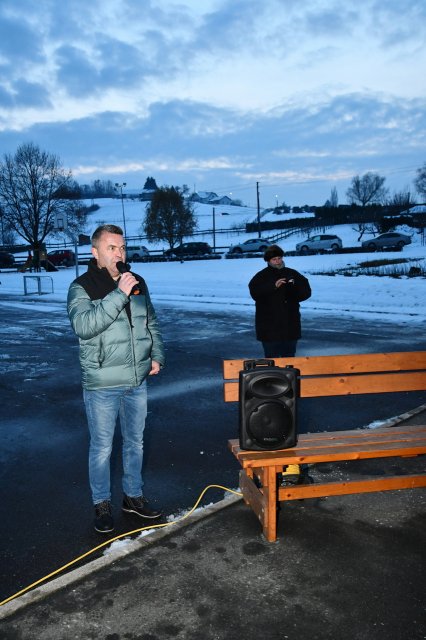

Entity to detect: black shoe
[122,494,162,519]
[94,500,114,533]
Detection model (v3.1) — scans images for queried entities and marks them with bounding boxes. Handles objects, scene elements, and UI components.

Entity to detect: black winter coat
[248,265,311,342]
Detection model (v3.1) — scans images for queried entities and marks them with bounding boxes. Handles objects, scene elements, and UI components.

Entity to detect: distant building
[211,195,233,205]
[190,191,219,203]
[190,192,238,206]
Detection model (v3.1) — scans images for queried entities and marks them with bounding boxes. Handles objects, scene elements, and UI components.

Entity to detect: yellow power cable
[0,484,242,608]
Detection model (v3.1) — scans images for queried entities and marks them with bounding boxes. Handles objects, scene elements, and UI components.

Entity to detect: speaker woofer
[247,401,294,449]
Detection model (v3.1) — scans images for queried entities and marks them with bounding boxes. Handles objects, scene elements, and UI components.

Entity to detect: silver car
[361,232,411,250]
[228,238,270,254]
[296,234,342,253]
[126,245,150,261]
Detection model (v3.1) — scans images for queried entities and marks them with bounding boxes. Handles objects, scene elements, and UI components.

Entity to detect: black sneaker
[94,500,114,533]
[122,495,162,519]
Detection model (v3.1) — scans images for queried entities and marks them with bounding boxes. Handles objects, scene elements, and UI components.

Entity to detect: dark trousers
[262,339,298,358]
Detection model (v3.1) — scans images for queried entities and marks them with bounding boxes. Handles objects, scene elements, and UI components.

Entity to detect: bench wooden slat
[235,442,426,467]
[224,371,426,401]
[223,351,426,379]
[294,425,425,443]
[229,426,426,467]
[277,474,426,500]
[230,425,426,449]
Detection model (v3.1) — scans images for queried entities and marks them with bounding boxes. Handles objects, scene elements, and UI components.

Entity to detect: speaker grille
[247,401,293,449]
[250,375,292,398]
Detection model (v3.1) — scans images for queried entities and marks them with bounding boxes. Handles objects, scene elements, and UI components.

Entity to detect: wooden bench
[224,352,426,542]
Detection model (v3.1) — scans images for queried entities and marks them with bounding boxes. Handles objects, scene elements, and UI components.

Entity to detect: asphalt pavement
[0,293,425,638]
[1,408,425,639]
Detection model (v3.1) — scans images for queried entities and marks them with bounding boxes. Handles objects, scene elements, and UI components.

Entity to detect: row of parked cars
[228,232,412,255]
[110,242,213,259]
[295,232,411,253]
[0,232,413,269]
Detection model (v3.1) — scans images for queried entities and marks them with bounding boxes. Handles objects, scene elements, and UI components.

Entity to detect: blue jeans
[83,383,147,505]
[262,340,298,358]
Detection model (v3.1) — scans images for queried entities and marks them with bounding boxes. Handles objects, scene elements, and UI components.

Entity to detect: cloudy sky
[0,0,425,208]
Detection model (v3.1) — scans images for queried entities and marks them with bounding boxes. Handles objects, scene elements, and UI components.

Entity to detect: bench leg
[239,466,280,542]
[262,466,279,542]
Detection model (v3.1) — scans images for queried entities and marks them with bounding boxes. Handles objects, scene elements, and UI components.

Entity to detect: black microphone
[116,261,140,295]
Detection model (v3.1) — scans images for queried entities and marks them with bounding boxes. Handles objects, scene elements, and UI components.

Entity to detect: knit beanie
[264,244,284,262]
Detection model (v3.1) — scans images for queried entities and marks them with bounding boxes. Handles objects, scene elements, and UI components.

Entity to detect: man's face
[91,232,126,278]
[268,256,284,269]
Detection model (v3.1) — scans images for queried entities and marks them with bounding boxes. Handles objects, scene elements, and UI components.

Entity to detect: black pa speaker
[239,359,299,451]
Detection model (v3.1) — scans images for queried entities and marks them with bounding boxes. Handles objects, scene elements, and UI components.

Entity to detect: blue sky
[0,0,425,208]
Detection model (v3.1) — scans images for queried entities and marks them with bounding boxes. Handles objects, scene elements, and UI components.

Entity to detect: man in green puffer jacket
[67,224,165,534]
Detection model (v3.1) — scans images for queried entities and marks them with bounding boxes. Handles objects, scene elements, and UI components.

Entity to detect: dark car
[0,251,15,268]
[47,249,76,266]
[361,232,411,251]
[164,242,212,257]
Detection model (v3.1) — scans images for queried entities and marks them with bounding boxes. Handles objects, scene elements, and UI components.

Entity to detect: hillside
[63,198,421,256]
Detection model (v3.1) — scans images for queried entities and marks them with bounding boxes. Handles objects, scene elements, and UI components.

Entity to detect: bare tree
[143,186,197,250]
[352,222,378,242]
[346,172,388,208]
[387,188,415,211]
[0,142,86,266]
[414,162,426,200]
[329,186,338,207]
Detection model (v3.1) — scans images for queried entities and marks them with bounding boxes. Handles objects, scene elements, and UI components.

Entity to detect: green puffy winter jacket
[67,260,165,390]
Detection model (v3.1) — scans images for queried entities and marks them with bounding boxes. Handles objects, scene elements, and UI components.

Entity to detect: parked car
[126,245,150,261]
[361,232,411,251]
[46,249,75,266]
[0,251,15,268]
[164,242,212,257]
[228,238,270,254]
[296,234,342,253]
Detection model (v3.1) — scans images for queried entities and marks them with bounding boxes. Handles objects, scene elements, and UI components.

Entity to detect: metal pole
[256,181,261,238]
[74,236,79,278]
[115,182,127,239]
[212,207,216,253]
[0,207,4,245]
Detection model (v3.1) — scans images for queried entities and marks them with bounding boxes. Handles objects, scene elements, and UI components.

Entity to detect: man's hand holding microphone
[116,261,140,296]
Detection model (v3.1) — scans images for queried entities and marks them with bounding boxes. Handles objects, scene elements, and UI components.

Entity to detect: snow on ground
[1,245,425,324]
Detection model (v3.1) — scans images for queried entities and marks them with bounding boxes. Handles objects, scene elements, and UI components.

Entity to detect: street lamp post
[115,182,127,239]
[0,206,4,245]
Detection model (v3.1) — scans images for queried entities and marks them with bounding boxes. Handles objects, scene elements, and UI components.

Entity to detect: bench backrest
[223,351,426,402]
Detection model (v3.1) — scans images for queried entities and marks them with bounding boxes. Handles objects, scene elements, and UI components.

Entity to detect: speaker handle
[243,358,275,371]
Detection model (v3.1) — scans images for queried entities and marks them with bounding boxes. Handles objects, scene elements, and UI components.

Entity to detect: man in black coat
[249,244,311,358]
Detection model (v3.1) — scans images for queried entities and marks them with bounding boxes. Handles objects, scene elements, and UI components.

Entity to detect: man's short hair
[91,224,124,248]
